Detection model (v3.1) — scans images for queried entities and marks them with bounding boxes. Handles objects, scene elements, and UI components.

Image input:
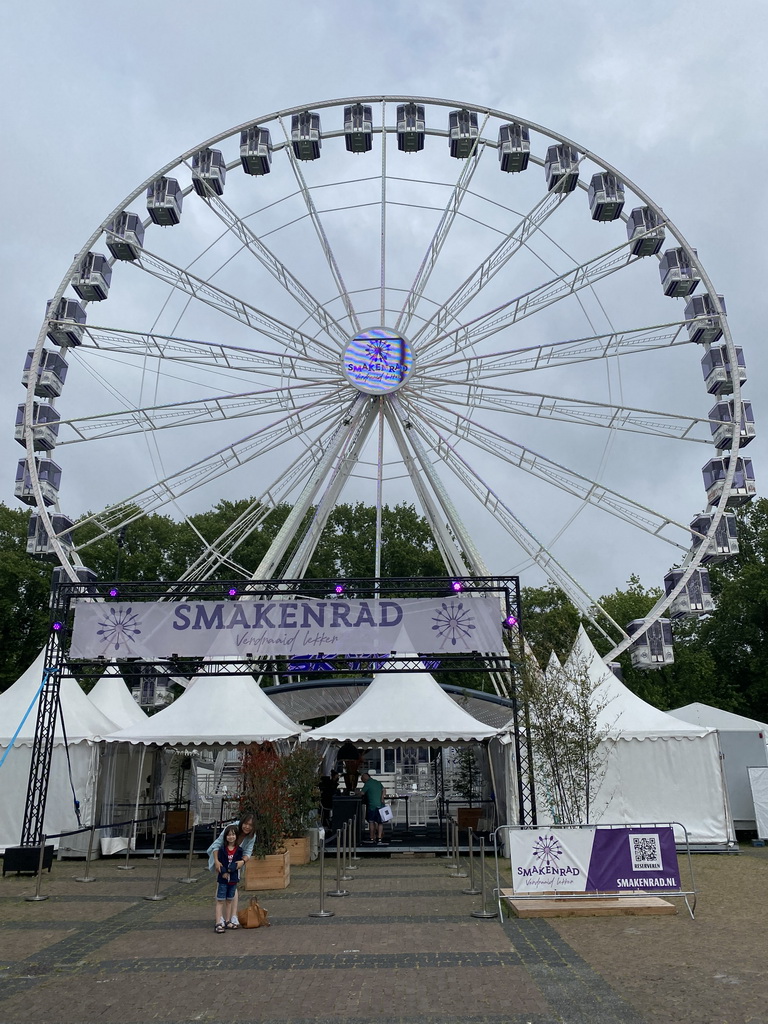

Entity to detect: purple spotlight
[451,581,463,592]
[228,587,238,597]
[334,584,345,595]
[504,614,518,628]
[52,621,63,632]
[108,587,119,598]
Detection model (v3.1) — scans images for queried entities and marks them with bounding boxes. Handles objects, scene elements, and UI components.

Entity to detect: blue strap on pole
[0,666,55,771]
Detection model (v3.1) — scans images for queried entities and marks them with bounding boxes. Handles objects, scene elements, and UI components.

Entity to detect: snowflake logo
[96,606,142,652]
[431,600,476,647]
[365,337,392,363]
[532,834,564,869]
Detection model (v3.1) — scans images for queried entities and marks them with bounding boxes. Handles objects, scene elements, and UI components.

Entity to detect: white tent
[0,649,118,853]
[104,673,302,746]
[668,702,768,830]
[88,666,148,729]
[540,628,733,846]
[306,669,499,744]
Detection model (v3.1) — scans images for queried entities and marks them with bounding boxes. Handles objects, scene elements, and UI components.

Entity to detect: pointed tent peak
[305,668,499,745]
[104,672,301,746]
[89,670,148,728]
[0,651,119,744]
[545,651,562,679]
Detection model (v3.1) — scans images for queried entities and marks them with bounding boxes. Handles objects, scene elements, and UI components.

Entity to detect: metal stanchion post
[24,838,50,902]
[340,821,353,881]
[346,815,358,870]
[449,821,468,878]
[462,826,481,895]
[309,831,334,918]
[148,811,162,861]
[326,829,350,897]
[144,833,168,901]
[75,825,98,883]
[471,837,498,919]
[352,809,360,861]
[116,824,135,871]
[445,814,453,865]
[178,824,199,883]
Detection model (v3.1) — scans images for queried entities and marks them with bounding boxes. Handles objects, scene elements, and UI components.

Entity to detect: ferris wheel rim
[21,96,746,657]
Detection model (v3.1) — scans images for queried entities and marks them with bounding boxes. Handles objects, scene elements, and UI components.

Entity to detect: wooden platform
[499,889,676,918]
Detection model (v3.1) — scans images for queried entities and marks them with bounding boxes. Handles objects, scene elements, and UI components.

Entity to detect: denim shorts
[216,880,237,901]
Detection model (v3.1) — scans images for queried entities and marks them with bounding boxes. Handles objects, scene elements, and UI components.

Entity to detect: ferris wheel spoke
[179,437,340,583]
[397,401,625,642]
[419,235,645,363]
[77,325,337,379]
[408,186,568,348]
[56,382,340,442]
[71,398,349,550]
[426,320,693,380]
[395,120,489,335]
[278,116,360,334]
[400,393,691,549]
[410,379,713,442]
[131,248,338,361]
[194,189,350,347]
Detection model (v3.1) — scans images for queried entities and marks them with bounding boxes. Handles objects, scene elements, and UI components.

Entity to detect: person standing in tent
[338,741,365,792]
[360,771,387,845]
[207,813,255,924]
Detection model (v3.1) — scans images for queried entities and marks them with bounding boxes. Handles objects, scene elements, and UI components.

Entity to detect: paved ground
[1,844,767,1024]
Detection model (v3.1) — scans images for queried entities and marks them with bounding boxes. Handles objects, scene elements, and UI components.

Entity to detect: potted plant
[282,747,321,865]
[452,745,484,831]
[239,743,290,890]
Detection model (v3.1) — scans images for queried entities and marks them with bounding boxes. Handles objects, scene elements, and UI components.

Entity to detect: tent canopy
[306,669,500,744]
[88,666,148,729]
[104,673,302,746]
[0,649,118,745]
[667,702,768,732]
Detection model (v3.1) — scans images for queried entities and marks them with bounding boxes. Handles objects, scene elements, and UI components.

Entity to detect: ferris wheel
[16,96,755,663]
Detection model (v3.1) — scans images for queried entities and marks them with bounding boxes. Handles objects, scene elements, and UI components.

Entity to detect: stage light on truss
[451,580,463,592]
[227,587,238,597]
[52,621,63,632]
[108,587,119,598]
[504,614,518,628]
[334,584,345,595]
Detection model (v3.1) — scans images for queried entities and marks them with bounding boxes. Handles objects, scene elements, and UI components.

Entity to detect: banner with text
[69,596,505,660]
[508,826,681,894]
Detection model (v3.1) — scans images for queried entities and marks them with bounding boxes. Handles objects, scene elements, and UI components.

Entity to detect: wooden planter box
[244,850,290,891]
[284,836,310,866]
[456,807,483,830]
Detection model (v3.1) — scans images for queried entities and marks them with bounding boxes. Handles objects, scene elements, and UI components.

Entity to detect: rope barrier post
[309,830,334,918]
[148,809,162,861]
[444,813,453,865]
[144,833,168,901]
[74,824,98,883]
[449,821,468,878]
[340,821,353,881]
[346,815,358,870]
[116,823,135,871]
[24,837,50,902]
[471,837,498,919]
[178,823,199,883]
[351,808,361,861]
[462,826,481,895]
[326,829,350,897]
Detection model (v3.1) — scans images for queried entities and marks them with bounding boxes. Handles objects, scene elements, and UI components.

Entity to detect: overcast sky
[2,1,766,605]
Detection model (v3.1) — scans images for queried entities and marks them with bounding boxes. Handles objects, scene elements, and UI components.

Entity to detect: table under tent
[104,672,303,851]
[305,668,505,849]
[537,628,735,850]
[0,650,119,856]
[667,702,768,834]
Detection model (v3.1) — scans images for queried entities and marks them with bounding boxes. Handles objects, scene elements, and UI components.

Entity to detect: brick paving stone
[3,848,766,1024]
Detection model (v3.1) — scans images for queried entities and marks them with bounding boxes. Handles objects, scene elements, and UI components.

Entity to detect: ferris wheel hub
[341,326,414,396]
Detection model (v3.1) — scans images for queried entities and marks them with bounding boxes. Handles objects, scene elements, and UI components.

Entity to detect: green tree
[520,583,581,666]
[0,505,52,692]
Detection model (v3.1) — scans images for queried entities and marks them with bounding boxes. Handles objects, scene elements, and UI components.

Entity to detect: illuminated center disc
[341,327,414,395]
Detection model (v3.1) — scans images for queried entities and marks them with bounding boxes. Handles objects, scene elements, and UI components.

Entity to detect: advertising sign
[508,826,681,894]
[69,595,505,660]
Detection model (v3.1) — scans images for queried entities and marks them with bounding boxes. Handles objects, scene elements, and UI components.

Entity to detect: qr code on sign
[629,833,662,871]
